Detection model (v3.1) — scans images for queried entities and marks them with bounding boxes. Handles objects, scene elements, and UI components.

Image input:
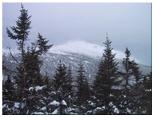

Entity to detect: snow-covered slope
[49,40,105,58]
[3,40,151,82]
[49,40,138,62]
[3,40,138,62]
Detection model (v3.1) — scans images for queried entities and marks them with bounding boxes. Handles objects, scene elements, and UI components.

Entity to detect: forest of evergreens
[3,5,152,115]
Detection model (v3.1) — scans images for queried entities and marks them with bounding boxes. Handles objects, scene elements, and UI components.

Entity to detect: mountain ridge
[49,40,139,62]
[3,40,151,82]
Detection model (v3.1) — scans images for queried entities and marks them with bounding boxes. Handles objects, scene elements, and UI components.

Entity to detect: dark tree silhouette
[93,34,119,114]
[6,4,31,58]
[36,33,53,55]
[76,63,90,105]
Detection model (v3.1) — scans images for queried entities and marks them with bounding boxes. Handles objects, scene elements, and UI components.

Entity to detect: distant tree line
[3,5,152,115]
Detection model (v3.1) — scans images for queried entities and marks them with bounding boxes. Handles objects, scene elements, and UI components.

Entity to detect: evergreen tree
[13,33,52,114]
[66,65,73,106]
[3,75,15,101]
[123,48,131,89]
[123,48,141,85]
[36,33,53,55]
[19,33,52,87]
[3,75,17,115]
[53,62,73,99]
[76,63,90,110]
[140,72,152,114]
[23,48,42,86]
[121,72,150,115]
[93,34,118,111]
[144,72,152,114]
[118,48,142,114]
[122,47,141,87]
[6,4,31,104]
[117,48,132,114]
[53,61,67,94]
[6,4,31,58]
[5,4,52,114]
[130,60,141,83]
[53,61,74,114]
[19,34,52,114]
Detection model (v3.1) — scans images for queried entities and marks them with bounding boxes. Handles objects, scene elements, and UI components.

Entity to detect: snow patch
[29,87,34,91]
[14,102,20,108]
[3,104,8,108]
[109,102,113,106]
[111,85,123,90]
[49,100,60,106]
[61,100,67,106]
[29,85,46,92]
[40,106,46,111]
[35,86,46,91]
[126,108,131,114]
[114,107,119,114]
[32,112,44,115]
[52,108,59,114]
[128,75,136,86]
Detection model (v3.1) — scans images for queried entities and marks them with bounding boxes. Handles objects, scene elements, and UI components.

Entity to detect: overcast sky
[3,3,151,65]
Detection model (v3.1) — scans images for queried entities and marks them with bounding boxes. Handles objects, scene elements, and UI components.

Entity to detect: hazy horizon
[2,3,152,65]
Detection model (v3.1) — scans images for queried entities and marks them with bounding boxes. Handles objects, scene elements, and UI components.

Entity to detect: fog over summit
[49,40,139,63]
[3,3,151,65]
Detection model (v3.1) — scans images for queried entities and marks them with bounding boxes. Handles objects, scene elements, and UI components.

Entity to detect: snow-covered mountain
[49,40,138,62]
[3,40,151,82]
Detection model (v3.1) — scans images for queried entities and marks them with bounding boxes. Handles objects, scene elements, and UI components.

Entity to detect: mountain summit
[49,40,138,62]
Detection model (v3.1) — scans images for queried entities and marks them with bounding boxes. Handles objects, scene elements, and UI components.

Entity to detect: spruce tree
[5,4,52,114]
[118,48,142,114]
[21,33,52,87]
[3,76,15,115]
[123,48,141,85]
[53,61,74,114]
[3,75,15,101]
[53,61,67,94]
[67,65,73,92]
[6,4,31,104]
[20,34,52,114]
[124,72,150,115]
[94,35,118,100]
[119,48,130,114]
[6,4,31,58]
[117,48,132,114]
[23,48,42,86]
[122,47,141,87]
[93,34,118,114]
[142,72,152,114]
[66,65,73,106]
[130,60,141,83]
[123,48,131,89]
[36,33,53,55]
[76,63,90,107]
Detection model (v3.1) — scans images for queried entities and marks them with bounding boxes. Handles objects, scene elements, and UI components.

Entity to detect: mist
[2,3,151,65]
